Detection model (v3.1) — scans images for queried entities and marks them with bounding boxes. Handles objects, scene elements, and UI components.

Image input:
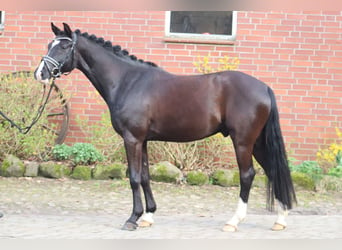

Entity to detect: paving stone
[0,177,341,239]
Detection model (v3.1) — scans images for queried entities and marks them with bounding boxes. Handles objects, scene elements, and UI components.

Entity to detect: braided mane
[74,29,158,67]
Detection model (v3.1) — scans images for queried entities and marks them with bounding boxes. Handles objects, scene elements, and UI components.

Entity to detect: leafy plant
[71,143,104,165]
[289,160,323,182]
[290,161,323,175]
[327,164,342,178]
[51,143,104,165]
[52,144,72,161]
[288,156,298,171]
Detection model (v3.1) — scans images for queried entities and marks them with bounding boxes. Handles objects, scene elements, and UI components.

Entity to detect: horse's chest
[110,102,149,135]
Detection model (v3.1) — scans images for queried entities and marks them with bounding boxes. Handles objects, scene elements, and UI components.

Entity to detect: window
[165,11,237,41]
[0,11,5,31]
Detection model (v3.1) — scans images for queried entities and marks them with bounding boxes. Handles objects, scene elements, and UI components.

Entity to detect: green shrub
[52,144,72,161]
[327,165,342,178]
[51,143,104,165]
[186,171,209,186]
[71,143,104,165]
[290,160,323,182]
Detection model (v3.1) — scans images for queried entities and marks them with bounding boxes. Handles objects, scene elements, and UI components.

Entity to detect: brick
[287,14,306,20]
[260,42,280,48]
[261,19,281,25]
[296,102,316,109]
[293,72,313,79]
[306,15,325,20]
[302,97,321,103]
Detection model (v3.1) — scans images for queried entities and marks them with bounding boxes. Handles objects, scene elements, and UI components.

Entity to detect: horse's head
[34,22,77,84]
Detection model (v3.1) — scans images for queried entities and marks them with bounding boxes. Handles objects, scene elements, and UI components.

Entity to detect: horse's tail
[263,87,297,211]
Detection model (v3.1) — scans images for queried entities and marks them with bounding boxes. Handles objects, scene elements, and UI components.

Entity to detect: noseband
[42,33,77,79]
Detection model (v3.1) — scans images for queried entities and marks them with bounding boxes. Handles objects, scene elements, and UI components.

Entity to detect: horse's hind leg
[223,136,255,232]
[253,139,288,231]
[139,141,157,227]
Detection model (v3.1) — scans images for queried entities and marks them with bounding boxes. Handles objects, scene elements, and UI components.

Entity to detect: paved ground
[0,177,341,239]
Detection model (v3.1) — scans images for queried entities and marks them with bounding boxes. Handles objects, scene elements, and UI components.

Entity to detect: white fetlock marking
[226,198,247,227]
[275,200,288,226]
[141,212,154,224]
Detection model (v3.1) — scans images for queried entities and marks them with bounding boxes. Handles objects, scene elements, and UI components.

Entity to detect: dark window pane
[170,11,233,36]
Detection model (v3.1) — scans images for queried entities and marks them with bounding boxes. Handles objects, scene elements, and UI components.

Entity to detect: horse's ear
[51,22,61,36]
[63,23,72,38]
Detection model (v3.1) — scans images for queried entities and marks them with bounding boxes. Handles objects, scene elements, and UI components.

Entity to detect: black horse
[35,23,296,232]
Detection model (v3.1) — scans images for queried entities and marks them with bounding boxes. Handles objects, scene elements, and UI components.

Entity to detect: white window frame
[0,11,5,31]
[165,11,237,41]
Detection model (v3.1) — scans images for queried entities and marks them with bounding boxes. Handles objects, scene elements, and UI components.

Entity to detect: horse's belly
[149,113,221,142]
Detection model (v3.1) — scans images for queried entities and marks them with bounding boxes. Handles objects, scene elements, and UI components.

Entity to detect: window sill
[164,36,235,45]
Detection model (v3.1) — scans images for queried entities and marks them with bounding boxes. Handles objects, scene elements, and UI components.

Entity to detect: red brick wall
[0,11,341,161]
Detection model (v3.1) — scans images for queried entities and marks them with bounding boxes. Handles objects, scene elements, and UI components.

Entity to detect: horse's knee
[129,172,141,189]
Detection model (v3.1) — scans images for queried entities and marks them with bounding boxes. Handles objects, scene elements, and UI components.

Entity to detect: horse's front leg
[139,141,157,228]
[122,137,144,231]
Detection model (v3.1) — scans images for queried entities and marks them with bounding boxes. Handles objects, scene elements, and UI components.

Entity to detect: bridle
[41,33,77,79]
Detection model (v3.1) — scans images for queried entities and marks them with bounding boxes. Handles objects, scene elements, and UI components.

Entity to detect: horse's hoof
[222,224,237,232]
[139,220,153,228]
[121,221,138,231]
[271,222,286,231]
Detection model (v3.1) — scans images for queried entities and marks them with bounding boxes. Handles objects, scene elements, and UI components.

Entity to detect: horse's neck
[75,38,129,102]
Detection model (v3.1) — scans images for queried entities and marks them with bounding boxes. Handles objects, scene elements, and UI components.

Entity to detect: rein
[0,79,57,134]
